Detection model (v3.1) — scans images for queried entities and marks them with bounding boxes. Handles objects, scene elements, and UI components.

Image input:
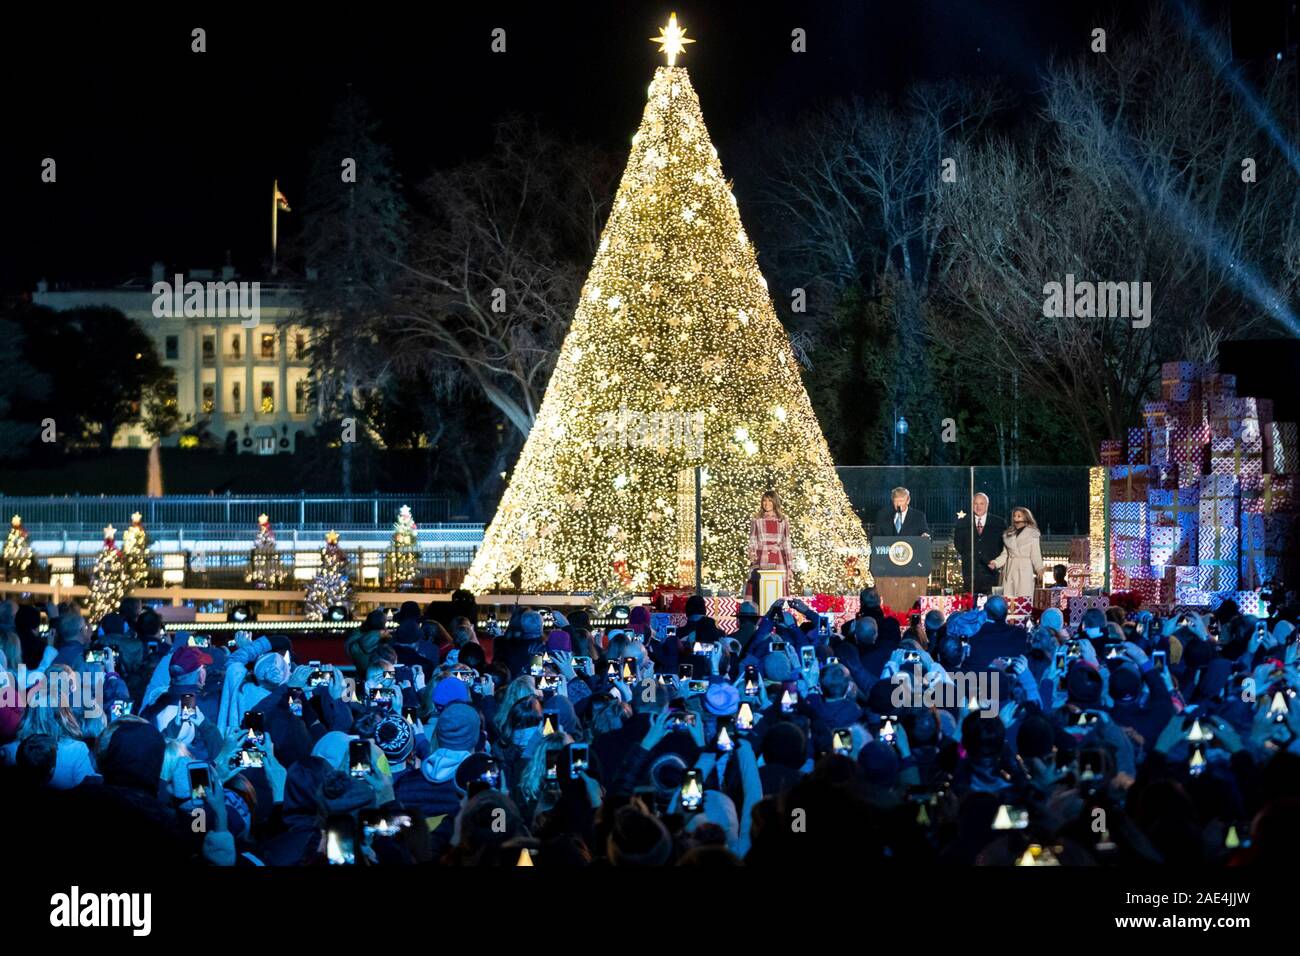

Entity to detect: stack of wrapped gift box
[1104,360,1297,612]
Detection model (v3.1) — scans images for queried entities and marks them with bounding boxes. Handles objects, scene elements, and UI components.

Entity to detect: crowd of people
[2,583,1299,867]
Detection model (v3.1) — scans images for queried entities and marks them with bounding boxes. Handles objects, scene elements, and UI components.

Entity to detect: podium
[869,535,933,611]
[755,569,787,610]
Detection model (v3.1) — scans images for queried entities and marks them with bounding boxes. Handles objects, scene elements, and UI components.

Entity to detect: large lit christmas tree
[4,515,32,584]
[246,513,286,588]
[87,525,129,625]
[385,505,419,588]
[121,511,151,588]
[304,530,353,620]
[465,15,868,594]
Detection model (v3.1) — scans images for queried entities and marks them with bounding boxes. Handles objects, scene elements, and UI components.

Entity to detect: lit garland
[247,513,286,588]
[121,511,151,588]
[304,530,353,620]
[467,23,868,595]
[87,525,129,625]
[4,514,32,584]
[385,505,419,587]
[1089,466,1107,589]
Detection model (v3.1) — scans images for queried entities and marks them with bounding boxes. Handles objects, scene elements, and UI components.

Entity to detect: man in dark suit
[963,596,1029,672]
[954,493,1005,595]
[874,486,930,538]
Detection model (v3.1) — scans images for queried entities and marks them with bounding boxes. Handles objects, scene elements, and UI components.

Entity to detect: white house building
[34,262,315,454]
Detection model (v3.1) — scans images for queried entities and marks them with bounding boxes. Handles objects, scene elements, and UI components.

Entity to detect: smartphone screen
[680,769,704,812]
[832,728,853,756]
[187,762,211,801]
[736,701,754,732]
[325,815,358,865]
[1152,651,1166,673]
[567,743,589,779]
[878,715,899,744]
[349,739,372,778]
[478,758,502,789]
[800,646,816,669]
[678,662,694,680]
[993,805,1029,830]
[545,748,560,782]
[715,717,736,753]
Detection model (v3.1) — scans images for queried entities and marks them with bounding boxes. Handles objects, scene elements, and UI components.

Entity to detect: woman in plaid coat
[747,490,793,598]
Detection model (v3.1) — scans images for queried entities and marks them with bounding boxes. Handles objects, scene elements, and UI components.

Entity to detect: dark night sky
[0,0,1285,292]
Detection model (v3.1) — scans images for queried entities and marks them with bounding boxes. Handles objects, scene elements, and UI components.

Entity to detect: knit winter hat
[310,731,352,771]
[628,605,651,633]
[362,609,388,632]
[762,721,806,769]
[432,677,471,708]
[435,701,481,751]
[100,721,165,793]
[1039,608,1064,633]
[763,650,793,682]
[374,714,414,764]
[1016,713,1056,760]
[857,740,900,786]
[607,804,673,866]
[685,595,708,616]
[253,651,291,686]
[546,629,572,652]
[1066,661,1104,705]
[321,770,375,815]
[1108,664,1142,702]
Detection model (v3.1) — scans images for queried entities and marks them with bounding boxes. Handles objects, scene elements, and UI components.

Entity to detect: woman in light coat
[988,507,1043,599]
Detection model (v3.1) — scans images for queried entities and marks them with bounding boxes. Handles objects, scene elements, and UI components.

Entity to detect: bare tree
[941,6,1300,461]
[393,118,618,438]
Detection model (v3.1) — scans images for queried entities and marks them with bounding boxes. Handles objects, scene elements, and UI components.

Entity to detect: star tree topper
[650,12,695,66]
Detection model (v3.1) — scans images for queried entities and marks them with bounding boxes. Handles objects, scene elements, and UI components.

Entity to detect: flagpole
[271,179,279,276]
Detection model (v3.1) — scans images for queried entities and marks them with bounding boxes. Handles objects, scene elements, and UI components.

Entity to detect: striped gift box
[1263,422,1298,475]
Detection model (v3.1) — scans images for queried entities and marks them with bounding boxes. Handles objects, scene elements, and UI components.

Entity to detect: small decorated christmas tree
[385,505,419,588]
[4,514,32,584]
[121,511,151,588]
[304,530,353,620]
[246,513,285,588]
[87,525,129,625]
